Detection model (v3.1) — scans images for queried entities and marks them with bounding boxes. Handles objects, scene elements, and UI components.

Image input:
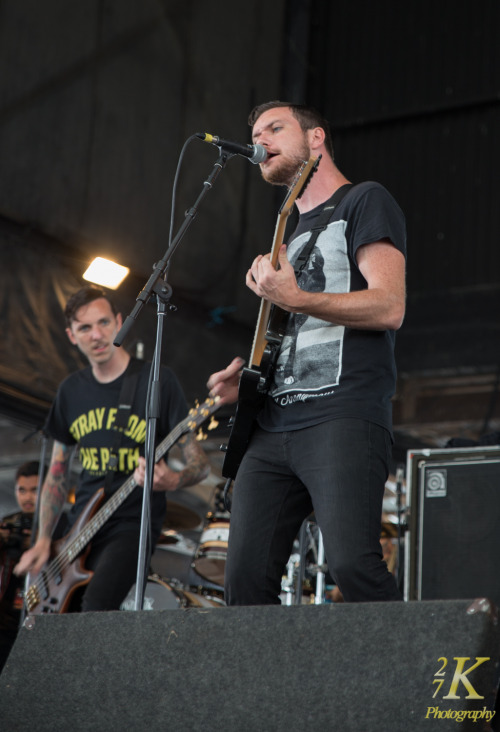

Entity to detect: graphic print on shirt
[270,220,350,404]
[69,407,146,477]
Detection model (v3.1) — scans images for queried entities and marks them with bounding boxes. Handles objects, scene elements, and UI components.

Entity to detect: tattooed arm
[134,432,210,492]
[14,440,72,576]
[174,432,210,489]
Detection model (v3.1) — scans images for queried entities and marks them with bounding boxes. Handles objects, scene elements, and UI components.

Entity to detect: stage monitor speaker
[1,600,499,731]
[405,445,500,608]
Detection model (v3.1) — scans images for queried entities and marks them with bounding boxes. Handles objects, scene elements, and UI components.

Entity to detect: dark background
[1,0,499,513]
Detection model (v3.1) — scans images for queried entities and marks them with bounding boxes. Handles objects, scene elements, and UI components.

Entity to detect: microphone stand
[114,150,234,611]
[133,281,171,613]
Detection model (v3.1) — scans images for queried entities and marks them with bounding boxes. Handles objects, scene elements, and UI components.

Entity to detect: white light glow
[83,257,129,290]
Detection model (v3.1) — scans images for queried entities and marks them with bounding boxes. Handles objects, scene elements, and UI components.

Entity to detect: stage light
[83,257,129,290]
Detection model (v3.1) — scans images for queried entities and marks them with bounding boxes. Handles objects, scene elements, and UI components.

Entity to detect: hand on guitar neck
[133,455,184,493]
[207,356,245,406]
[246,244,300,312]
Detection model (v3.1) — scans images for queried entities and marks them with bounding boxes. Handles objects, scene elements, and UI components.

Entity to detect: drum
[193,514,230,587]
[151,531,198,586]
[120,575,221,611]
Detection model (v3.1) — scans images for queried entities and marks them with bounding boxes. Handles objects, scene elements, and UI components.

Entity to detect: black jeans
[80,529,141,611]
[225,418,402,605]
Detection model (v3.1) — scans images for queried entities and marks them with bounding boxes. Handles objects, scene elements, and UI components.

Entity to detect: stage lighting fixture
[83,257,129,289]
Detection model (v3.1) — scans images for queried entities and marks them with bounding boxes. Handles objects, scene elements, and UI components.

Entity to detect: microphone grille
[251,144,267,164]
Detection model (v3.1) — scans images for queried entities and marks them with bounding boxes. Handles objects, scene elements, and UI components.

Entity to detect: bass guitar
[222,156,320,479]
[24,395,220,615]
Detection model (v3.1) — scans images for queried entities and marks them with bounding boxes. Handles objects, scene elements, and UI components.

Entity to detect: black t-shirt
[257,181,407,436]
[44,358,189,540]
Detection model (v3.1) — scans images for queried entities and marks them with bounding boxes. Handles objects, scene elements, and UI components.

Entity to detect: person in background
[0,461,43,670]
[15,286,209,612]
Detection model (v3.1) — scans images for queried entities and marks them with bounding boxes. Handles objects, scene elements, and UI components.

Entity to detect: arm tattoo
[176,433,210,489]
[38,441,72,538]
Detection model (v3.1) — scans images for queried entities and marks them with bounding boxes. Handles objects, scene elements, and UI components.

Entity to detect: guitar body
[222,309,288,479]
[222,367,265,480]
[260,304,289,379]
[25,489,104,615]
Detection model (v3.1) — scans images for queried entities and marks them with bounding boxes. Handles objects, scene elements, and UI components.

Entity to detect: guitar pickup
[257,377,270,394]
[41,605,56,614]
[39,571,50,601]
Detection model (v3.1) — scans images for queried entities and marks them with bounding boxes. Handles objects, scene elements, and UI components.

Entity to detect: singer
[207,101,406,606]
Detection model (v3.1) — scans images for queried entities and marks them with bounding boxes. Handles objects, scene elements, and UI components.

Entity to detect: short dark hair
[15,461,45,482]
[248,100,334,158]
[64,285,118,328]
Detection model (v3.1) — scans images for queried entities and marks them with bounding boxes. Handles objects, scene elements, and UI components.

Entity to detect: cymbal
[156,529,183,545]
[163,500,203,530]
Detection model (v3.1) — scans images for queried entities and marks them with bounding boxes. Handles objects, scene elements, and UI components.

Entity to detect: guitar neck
[248,189,295,368]
[62,430,179,562]
[64,474,136,563]
[248,156,319,369]
[59,398,219,565]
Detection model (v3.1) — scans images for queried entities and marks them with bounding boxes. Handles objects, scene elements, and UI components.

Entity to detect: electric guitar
[222,156,320,479]
[24,396,220,615]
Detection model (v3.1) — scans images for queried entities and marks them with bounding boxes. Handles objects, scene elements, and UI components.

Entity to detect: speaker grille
[415,457,500,606]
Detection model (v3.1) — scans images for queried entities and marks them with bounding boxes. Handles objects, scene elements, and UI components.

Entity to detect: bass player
[15,285,209,612]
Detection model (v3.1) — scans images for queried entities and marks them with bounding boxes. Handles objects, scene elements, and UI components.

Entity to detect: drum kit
[121,483,230,611]
[121,474,407,610]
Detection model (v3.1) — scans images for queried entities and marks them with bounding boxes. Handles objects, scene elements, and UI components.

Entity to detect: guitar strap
[292,183,354,278]
[103,357,143,497]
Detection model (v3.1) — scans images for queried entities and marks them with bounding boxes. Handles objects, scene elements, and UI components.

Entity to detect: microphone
[196,132,267,164]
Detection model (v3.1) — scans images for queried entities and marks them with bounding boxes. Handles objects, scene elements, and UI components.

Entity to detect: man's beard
[261,141,311,187]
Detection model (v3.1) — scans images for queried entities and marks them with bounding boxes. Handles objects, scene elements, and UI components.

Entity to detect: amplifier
[404,445,500,608]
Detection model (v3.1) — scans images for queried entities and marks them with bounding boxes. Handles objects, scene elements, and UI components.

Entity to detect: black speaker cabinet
[1,601,500,731]
[405,445,500,608]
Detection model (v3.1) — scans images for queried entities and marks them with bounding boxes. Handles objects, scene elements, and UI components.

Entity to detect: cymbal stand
[292,520,308,604]
[303,521,328,604]
[282,550,302,606]
[313,528,326,605]
[289,519,328,605]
